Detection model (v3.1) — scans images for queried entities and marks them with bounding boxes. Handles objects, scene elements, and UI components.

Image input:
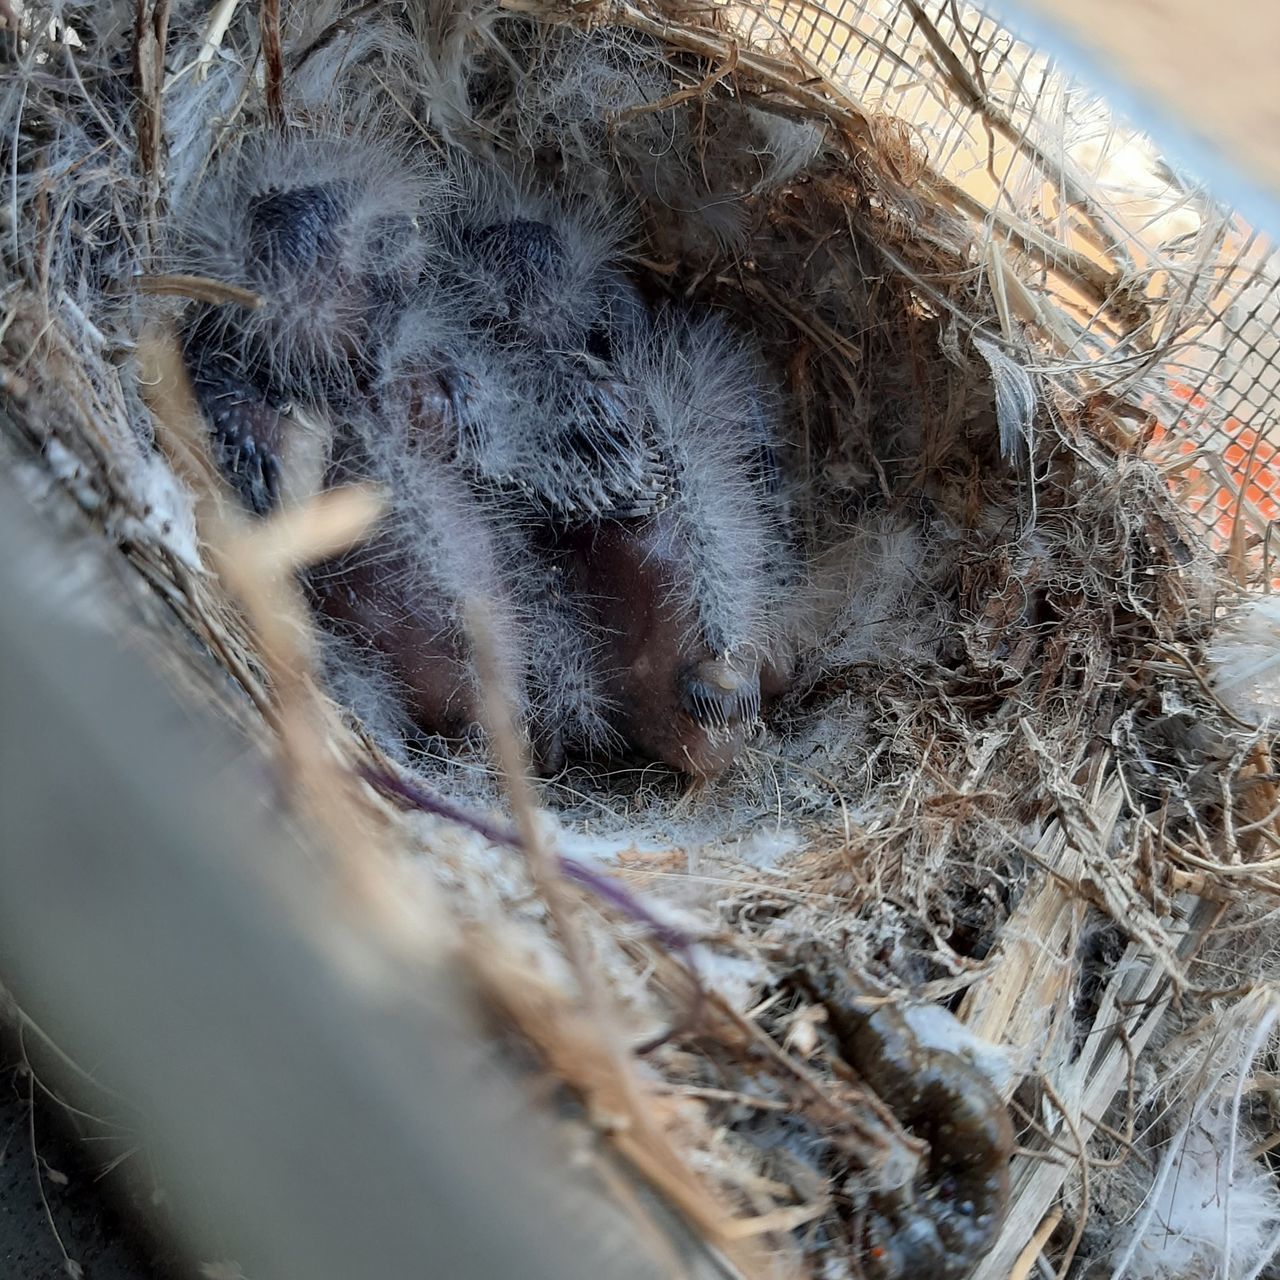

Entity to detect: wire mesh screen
[732,0,1280,563]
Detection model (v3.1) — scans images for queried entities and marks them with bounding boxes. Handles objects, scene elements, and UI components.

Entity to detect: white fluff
[1111,1118,1280,1280]
[1111,990,1280,1280]
[900,1003,1019,1094]
[512,25,823,248]
[612,307,796,662]
[1209,597,1280,723]
[798,510,950,682]
[171,129,448,400]
[405,0,509,146]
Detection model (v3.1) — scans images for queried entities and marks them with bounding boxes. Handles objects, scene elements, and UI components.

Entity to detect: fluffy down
[400,166,669,521]
[174,131,443,397]
[1209,596,1280,723]
[374,279,621,766]
[511,25,824,251]
[171,130,448,512]
[306,403,526,743]
[557,310,796,778]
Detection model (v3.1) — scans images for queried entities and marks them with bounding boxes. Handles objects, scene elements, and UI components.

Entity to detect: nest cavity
[4,3,1279,1278]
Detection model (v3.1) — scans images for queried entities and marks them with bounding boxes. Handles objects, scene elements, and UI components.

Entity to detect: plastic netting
[732,0,1280,561]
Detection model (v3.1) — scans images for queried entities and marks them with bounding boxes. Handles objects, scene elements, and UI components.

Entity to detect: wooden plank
[1001,0,1280,212]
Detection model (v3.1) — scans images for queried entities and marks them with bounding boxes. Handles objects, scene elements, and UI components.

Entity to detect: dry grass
[3,1,1279,1277]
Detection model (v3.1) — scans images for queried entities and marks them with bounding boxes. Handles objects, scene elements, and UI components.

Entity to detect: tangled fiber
[3,2,1280,1276]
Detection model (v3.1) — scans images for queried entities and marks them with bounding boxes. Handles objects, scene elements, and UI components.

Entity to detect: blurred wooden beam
[996,0,1280,225]
[0,477,703,1280]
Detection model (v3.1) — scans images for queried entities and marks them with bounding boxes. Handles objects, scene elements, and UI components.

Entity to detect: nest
[4,2,1280,1277]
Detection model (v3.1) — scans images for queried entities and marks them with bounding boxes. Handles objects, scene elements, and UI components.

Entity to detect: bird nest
[4,2,1280,1277]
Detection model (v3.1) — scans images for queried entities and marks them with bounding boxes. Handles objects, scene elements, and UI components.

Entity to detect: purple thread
[359,763,522,850]
[359,762,702,1000]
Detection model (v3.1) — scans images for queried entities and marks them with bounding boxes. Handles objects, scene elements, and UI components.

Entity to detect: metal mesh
[732,0,1280,559]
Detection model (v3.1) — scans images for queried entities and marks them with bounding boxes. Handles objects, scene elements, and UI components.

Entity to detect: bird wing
[438,339,670,521]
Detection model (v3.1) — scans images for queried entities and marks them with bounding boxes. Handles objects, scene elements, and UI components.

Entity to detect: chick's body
[558,311,795,778]
[400,193,797,776]
[423,185,669,522]
[174,133,442,514]
[306,408,524,744]
[558,518,759,778]
[170,142,796,775]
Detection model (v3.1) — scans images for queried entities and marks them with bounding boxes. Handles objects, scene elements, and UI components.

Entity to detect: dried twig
[260,0,284,129]
[133,0,171,244]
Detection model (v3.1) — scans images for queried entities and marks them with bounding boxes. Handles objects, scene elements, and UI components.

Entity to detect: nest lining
[3,2,1280,1277]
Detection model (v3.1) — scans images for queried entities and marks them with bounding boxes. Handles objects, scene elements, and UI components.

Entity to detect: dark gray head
[245,178,423,304]
[467,217,565,290]
[458,215,647,356]
[246,181,350,278]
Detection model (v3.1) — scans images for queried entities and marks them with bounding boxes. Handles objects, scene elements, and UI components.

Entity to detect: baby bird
[418,177,670,522]
[173,132,442,514]
[305,401,525,745]
[556,310,795,778]
[380,185,795,776]
[359,277,619,760]
[172,140,796,774]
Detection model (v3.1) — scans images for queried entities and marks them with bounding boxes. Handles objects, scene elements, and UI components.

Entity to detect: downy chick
[173,131,443,513]
[386,189,795,776]
[558,310,796,778]
[372,281,619,765]
[419,172,669,522]
[305,394,525,744]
